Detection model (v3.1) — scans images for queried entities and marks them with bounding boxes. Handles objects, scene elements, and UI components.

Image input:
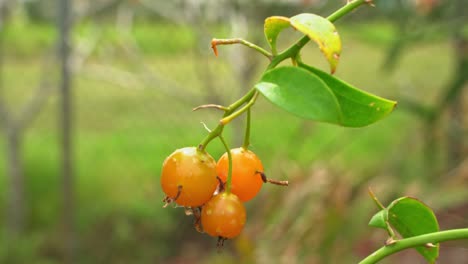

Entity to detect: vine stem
[211,38,272,60]
[220,91,259,125]
[218,135,233,193]
[198,89,256,150]
[199,0,370,151]
[268,0,370,69]
[328,0,372,23]
[359,228,468,264]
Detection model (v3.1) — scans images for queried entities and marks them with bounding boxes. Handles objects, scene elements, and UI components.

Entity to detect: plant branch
[328,0,371,23]
[220,91,258,125]
[199,0,370,150]
[211,38,272,60]
[359,228,468,264]
[198,88,257,150]
[268,0,369,69]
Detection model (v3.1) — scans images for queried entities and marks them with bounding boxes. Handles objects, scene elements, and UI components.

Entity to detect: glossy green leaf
[264,16,291,55]
[300,63,397,127]
[388,197,440,263]
[290,13,342,73]
[255,66,342,123]
[368,209,388,229]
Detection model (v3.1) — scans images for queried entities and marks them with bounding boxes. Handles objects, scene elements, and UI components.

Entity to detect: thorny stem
[200,0,370,150]
[359,228,468,264]
[218,135,233,193]
[268,0,370,69]
[211,38,272,60]
[220,91,259,125]
[198,89,256,150]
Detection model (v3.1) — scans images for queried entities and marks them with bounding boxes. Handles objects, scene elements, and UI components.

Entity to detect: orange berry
[161,147,218,207]
[201,192,246,239]
[217,148,264,202]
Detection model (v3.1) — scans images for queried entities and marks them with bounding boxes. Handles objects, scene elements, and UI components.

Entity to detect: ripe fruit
[217,147,264,202]
[201,192,246,239]
[161,147,218,207]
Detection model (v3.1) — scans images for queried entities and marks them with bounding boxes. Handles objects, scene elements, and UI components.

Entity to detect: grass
[0,20,462,263]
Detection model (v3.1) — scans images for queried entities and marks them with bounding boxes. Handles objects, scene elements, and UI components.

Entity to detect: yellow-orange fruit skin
[161,147,218,207]
[217,148,264,202]
[201,192,246,238]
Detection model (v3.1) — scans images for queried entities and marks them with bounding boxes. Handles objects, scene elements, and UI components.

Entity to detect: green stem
[212,38,272,60]
[268,35,309,69]
[359,228,468,264]
[268,0,369,69]
[199,0,370,150]
[198,88,257,150]
[220,91,259,125]
[242,108,251,149]
[327,0,370,23]
[218,135,233,193]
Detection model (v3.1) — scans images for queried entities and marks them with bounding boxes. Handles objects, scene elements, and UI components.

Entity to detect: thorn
[425,243,437,248]
[365,0,375,7]
[211,39,219,57]
[385,237,397,246]
[192,104,228,112]
[200,122,212,133]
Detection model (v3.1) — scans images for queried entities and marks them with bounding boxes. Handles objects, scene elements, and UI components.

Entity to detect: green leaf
[290,13,342,73]
[369,209,388,229]
[388,197,440,263]
[264,16,290,55]
[255,66,342,124]
[299,63,397,127]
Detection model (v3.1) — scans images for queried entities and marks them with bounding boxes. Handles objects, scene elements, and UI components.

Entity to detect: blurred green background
[0,0,467,263]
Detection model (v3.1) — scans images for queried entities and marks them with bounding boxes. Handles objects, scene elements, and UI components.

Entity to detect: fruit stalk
[218,135,233,193]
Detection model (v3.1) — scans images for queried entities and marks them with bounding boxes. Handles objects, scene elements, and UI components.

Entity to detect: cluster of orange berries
[160,146,287,246]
